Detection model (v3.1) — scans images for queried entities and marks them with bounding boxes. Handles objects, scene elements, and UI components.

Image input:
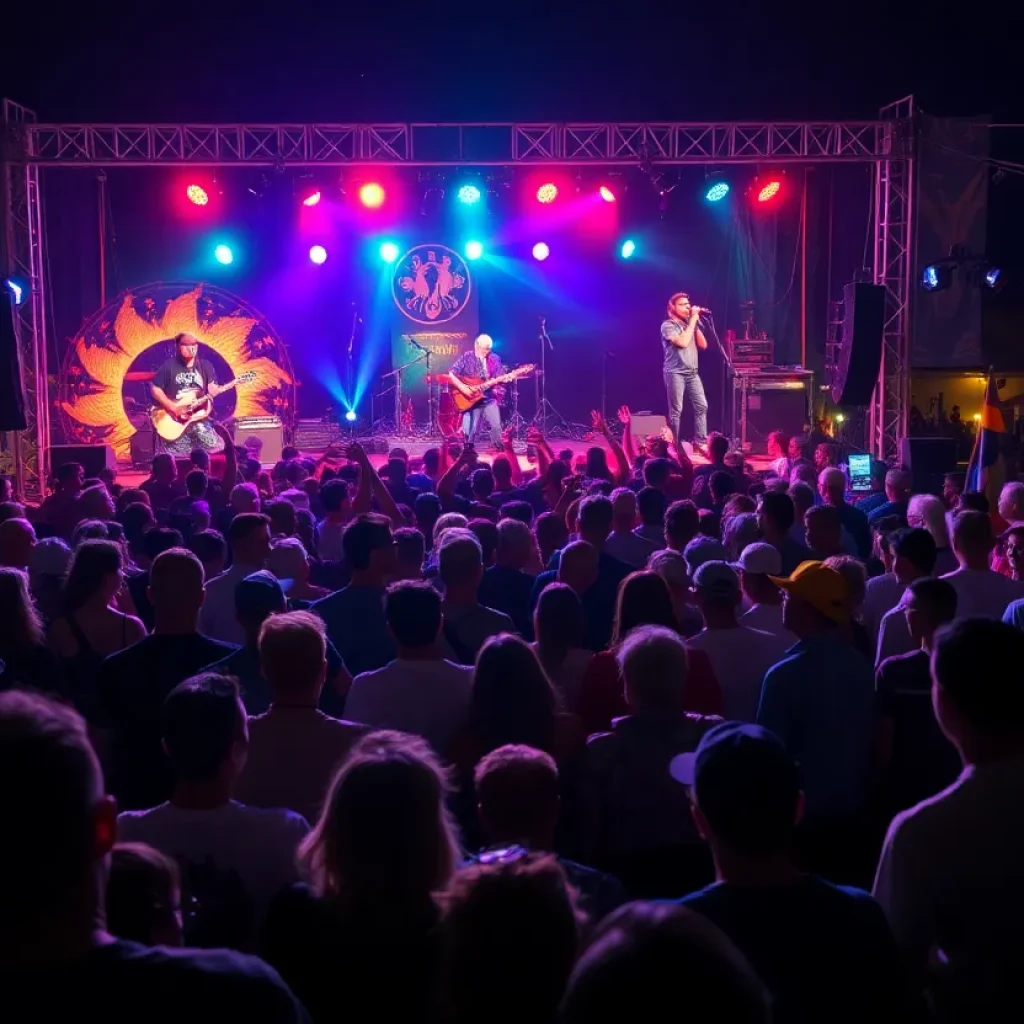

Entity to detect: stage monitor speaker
[630,414,668,440]
[130,427,156,467]
[833,283,885,407]
[899,436,957,496]
[49,444,117,479]
[233,420,284,464]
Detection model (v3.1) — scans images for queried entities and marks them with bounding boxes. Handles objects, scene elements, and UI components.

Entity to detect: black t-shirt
[2,939,309,1023]
[153,357,218,403]
[678,876,910,1023]
[875,648,962,814]
[92,633,238,810]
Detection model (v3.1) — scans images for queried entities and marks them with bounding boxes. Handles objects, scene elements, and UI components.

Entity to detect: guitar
[150,371,257,441]
[450,364,536,413]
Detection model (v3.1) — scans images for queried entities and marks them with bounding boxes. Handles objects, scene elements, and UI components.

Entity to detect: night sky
[1,4,1021,125]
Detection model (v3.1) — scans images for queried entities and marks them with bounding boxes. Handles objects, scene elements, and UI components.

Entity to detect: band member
[661,292,709,450]
[150,333,228,455]
[449,333,504,448]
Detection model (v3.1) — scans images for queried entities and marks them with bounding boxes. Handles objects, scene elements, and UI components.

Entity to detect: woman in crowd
[532,583,593,714]
[0,566,64,694]
[262,730,460,1022]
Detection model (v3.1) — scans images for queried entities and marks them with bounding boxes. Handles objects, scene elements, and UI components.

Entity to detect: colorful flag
[964,371,1005,509]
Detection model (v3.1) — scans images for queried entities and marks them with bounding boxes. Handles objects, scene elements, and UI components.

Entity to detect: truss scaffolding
[2,102,915,496]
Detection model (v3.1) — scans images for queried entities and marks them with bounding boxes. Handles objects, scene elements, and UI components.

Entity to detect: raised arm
[617,405,636,465]
[591,410,629,486]
[438,445,476,508]
[501,426,524,485]
[527,427,552,479]
[212,421,237,487]
[347,443,404,527]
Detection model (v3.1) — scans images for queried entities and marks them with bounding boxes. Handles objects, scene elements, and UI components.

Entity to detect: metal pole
[97,171,107,306]
[800,169,808,368]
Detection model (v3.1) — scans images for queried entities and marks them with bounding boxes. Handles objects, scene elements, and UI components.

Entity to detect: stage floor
[113,438,774,489]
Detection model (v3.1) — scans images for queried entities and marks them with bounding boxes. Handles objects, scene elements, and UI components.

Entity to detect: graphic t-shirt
[153,356,218,403]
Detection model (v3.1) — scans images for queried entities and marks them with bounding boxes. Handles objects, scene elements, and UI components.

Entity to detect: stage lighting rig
[920,244,1003,293]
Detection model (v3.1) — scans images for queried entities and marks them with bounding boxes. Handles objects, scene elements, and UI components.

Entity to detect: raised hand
[502,425,515,446]
[346,442,368,463]
[617,405,631,426]
[660,425,675,444]
[591,409,609,433]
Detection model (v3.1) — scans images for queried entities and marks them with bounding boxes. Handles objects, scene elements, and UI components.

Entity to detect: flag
[964,371,1005,510]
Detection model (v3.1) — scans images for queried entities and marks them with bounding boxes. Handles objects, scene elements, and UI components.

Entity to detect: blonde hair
[0,567,44,652]
[258,610,326,692]
[907,493,950,549]
[299,730,461,901]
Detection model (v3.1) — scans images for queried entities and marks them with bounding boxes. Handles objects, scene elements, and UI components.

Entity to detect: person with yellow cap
[755,560,876,883]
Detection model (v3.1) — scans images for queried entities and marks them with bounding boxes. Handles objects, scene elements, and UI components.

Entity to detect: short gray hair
[496,517,533,559]
[819,467,845,493]
[438,528,483,586]
[616,625,688,711]
[433,512,468,545]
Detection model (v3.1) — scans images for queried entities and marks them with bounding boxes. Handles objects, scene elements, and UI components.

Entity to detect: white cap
[731,542,782,576]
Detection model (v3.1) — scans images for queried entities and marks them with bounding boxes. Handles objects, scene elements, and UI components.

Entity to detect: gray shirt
[661,318,699,373]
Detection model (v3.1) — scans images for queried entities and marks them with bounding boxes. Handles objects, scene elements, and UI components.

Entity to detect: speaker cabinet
[49,444,117,479]
[232,420,284,464]
[899,436,957,496]
[734,372,813,454]
[833,283,885,407]
[630,414,669,441]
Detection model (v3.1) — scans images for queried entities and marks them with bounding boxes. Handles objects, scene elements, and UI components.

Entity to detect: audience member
[532,583,593,713]
[477,517,537,637]
[664,498,700,553]
[39,461,85,540]
[907,492,957,576]
[187,528,228,581]
[199,514,273,644]
[107,842,184,947]
[0,566,64,694]
[634,486,667,547]
[875,527,938,664]
[734,542,796,644]
[27,534,72,624]
[819,466,871,557]
[391,525,425,580]
[942,510,1023,619]
[867,467,913,526]
[0,516,36,569]
[267,537,329,606]
[757,490,813,574]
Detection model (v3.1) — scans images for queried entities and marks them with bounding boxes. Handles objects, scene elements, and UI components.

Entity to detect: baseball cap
[234,570,291,619]
[691,560,740,601]
[670,721,800,854]
[768,560,849,623]
[731,541,782,577]
[682,536,727,576]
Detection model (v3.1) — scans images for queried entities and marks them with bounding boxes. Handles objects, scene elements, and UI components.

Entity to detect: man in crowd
[734,542,796,645]
[477,517,536,638]
[941,510,1023,620]
[818,466,871,557]
[756,491,813,576]
[867,468,913,527]
[875,528,938,665]
[0,690,309,1019]
[604,488,657,568]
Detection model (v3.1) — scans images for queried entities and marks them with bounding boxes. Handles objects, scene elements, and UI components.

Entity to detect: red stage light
[757,179,782,203]
[186,184,209,206]
[359,183,386,208]
[536,183,558,204]
[302,190,322,207]
[599,185,616,203]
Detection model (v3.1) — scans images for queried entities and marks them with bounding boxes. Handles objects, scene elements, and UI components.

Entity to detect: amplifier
[49,444,117,478]
[730,339,774,370]
[232,417,284,464]
[733,369,813,454]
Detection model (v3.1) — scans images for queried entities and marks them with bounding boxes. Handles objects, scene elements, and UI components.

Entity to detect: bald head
[0,518,36,570]
[558,540,599,594]
[611,488,638,531]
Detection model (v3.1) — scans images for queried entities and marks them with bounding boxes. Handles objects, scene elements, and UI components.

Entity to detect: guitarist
[448,333,505,450]
[150,333,230,456]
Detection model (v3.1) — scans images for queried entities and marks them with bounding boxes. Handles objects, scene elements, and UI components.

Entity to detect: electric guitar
[150,371,257,441]
[450,364,536,413]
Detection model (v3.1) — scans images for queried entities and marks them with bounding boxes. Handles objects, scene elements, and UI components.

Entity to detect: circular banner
[392,243,472,325]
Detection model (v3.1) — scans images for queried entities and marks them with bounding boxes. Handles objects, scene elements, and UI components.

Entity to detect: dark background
[3,4,1023,435]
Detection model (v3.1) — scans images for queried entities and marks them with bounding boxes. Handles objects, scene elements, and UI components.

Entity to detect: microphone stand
[346,306,359,437]
[701,314,736,447]
[602,349,614,427]
[531,316,570,437]
[402,335,434,437]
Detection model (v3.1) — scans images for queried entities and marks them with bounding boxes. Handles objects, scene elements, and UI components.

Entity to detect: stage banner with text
[389,243,479,428]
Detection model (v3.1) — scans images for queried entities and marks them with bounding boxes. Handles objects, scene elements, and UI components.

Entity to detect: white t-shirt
[687,625,792,722]
[863,572,903,643]
[198,562,264,645]
[876,593,916,666]
[344,658,474,755]
[117,800,308,934]
[604,529,658,569]
[940,568,1024,622]
[738,602,798,648]
[873,757,1024,1020]
[235,709,365,823]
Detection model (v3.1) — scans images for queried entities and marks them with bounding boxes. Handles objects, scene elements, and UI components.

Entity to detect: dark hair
[584,447,610,481]
[0,501,25,524]
[491,454,514,486]
[759,490,796,533]
[933,619,1024,735]
[906,576,957,625]
[119,502,154,546]
[342,514,394,571]
[578,495,614,536]
[56,462,83,484]
[62,539,122,613]
[184,469,207,498]
[467,519,499,564]
[709,470,735,502]
[265,499,297,535]
[665,499,700,547]
[562,903,770,1024]
[161,674,242,781]
[422,447,440,473]
[534,583,584,677]
[281,445,299,461]
[470,467,494,499]
[952,509,993,553]
[188,529,227,568]
[889,526,937,574]
[394,526,425,568]
[142,526,184,562]
[385,580,441,647]
[804,504,841,537]
[498,500,533,526]
[320,479,349,513]
[707,433,729,463]
[643,458,673,489]
[189,447,210,468]
[474,744,560,842]
[471,635,558,755]
[958,490,990,515]
[443,855,581,1024]
[415,491,442,527]
[107,843,181,944]
[611,571,678,647]
[227,512,270,549]
[637,486,667,525]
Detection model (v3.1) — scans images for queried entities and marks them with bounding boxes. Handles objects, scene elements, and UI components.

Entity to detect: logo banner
[390,244,479,425]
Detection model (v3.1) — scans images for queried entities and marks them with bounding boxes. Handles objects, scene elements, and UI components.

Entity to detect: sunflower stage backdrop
[59,282,297,462]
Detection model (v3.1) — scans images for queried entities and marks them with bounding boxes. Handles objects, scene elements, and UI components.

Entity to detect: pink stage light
[532,242,550,261]
[599,185,616,203]
[757,179,781,203]
[309,245,328,264]
[186,184,209,206]
[536,183,558,204]
[359,183,386,208]
[302,190,322,207]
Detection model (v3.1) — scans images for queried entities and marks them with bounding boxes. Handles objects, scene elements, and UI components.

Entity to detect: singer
[661,292,709,451]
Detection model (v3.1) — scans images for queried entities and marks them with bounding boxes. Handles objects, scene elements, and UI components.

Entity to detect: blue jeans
[665,371,708,444]
[461,399,502,446]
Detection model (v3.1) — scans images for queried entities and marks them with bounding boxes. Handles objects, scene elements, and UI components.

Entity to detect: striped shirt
[661,318,698,372]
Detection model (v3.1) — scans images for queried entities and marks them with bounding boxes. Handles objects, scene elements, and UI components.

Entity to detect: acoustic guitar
[450,364,536,413]
[150,371,257,442]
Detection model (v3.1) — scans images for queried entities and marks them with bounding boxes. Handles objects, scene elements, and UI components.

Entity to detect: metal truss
[2,99,49,500]
[869,96,915,461]
[22,119,892,167]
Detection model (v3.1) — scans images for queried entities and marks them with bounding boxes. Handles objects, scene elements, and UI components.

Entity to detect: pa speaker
[630,414,668,440]
[832,283,885,407]
[49,444,117,478]
[899,436,957,496]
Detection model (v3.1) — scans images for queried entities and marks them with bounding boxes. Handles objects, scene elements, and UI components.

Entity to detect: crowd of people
[2,411,1024,1023]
